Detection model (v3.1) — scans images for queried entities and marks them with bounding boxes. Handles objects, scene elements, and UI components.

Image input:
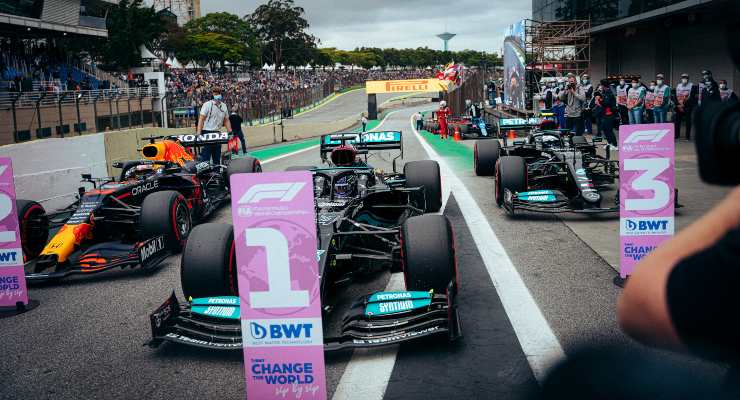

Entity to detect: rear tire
[227,156,261,186]
[402,215,456,294]
[404,160,442,212]
[16,200,48,261]
[495,156,527,206]
[474,140,501,176]
[181,223,236,298]
[140,190,191,252]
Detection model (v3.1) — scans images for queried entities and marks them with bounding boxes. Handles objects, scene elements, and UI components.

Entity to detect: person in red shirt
[437,101,451,139]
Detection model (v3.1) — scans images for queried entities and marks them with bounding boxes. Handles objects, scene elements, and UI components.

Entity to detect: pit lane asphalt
[0,103,727,400]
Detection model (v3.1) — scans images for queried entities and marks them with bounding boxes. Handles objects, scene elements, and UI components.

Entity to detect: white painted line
[332,110,449,400]
[331,273,404,400]
[261,145,320,164]
[408,117,566,382]
[261,110,396,165]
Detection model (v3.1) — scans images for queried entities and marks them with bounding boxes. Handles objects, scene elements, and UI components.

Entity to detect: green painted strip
[244,118,381,162]
[417,130,474,172]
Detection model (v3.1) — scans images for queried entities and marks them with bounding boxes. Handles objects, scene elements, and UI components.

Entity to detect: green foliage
[245,0,316,68]
[314,47,500,69]
[103,0,166,69]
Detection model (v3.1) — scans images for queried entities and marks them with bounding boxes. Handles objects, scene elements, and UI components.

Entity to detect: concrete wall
[0,133,108,211]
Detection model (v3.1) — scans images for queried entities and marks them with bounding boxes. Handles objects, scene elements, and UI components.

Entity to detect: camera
[694,16,740,186]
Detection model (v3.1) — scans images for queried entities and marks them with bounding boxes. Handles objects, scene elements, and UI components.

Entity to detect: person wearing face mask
[579,74,594,134]
[559,73,587,135]
[652,73,671,124]
[196,87,232,165]
[699,69,721,105]
[672,73,698,140]
[615,77,630,127]
[626,77,646,124]
[644,81,657,123]
[595,79,618,150]
[718,79,738,102]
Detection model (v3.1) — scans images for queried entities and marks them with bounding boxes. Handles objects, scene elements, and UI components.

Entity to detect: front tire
[16,200,48,261]
[180,223,235,298]
[404,160,442,212]
[495,156,527,206]
[140,191,191,252]
[474,140,501,176]
[402,215,456,294]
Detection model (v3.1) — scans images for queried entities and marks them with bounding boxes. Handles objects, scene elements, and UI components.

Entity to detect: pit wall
[1,112,361,212]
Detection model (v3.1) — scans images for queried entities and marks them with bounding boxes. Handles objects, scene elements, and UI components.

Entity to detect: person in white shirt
[196,87,232,165]
[413,111,423,130]
[361,115,368,132]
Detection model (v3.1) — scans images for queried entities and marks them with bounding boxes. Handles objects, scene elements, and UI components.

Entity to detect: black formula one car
[474,128,619,215]
[447,115,495,139]
[149,131,461,351]
[16,134,261,282]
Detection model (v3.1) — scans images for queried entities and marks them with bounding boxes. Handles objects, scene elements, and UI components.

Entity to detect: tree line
[99,0,500,70]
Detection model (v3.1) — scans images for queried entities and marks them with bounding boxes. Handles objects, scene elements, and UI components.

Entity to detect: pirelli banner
[366,78,452,94]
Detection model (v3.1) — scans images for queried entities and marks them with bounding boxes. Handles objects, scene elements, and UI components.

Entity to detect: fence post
[75,94,82,135]
[92,93,99,132]
[35,93,45,133]
[11,95,19,143]
[126,94,131,128]
[139,96,144,128]
[58,92,67,138]
[115,96,121,130]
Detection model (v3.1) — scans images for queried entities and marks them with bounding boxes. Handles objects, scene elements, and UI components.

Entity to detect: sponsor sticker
[619,124,675,277]
[0,158,28,306]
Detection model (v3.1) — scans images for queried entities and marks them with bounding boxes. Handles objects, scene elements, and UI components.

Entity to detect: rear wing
[320,131,403,159]
[170,131,230,147]
[498,117,543,131]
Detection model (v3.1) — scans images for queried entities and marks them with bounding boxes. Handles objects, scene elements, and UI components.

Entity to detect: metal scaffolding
[524,19,591,104]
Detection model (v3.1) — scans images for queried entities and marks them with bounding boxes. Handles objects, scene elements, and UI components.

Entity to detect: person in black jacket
[673,73,698,140]
[228,111,246,154]
[595,79,618,149]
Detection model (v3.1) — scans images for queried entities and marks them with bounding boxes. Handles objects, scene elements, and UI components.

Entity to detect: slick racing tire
[404,160,442,213]
[226,156,261,186]
[495,156,527,207]
[140,190,191,252]
[16,200,48,261]
[571,135,588,146]
[181,223,236,298]
[474,139,501,176]
[401,214,456,294]
[284,165,316,171]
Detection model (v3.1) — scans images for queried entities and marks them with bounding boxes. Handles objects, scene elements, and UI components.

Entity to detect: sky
[198,0,531,54]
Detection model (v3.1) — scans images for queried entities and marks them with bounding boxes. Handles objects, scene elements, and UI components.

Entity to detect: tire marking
[408,113,566,382]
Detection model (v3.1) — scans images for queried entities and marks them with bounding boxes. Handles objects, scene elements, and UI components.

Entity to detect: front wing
[502,189,618,215]
[25,235,169,282]
[148,283,461,352]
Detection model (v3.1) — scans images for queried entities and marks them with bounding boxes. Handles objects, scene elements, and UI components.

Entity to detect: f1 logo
[624,129,669,143]
[238,182,306,204]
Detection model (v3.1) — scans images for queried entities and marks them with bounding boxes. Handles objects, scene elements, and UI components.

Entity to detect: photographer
[559,73,586,135]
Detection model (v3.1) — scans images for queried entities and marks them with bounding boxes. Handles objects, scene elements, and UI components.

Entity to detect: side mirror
[592,137,603,143]
[112,162,123,169]
[81,173,92,180]
[513,140,525,145]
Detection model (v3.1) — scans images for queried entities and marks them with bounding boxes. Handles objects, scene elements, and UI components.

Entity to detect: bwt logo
[622,217,673,236]
[250,322,313,340]
[0,249,21,266]
[238,182,306,204]
[624,129,669,143]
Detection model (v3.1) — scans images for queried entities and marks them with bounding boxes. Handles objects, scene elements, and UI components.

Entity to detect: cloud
[199,0,531,53]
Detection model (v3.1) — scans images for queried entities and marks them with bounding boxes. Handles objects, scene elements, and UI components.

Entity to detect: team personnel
[699,69,721,104]
[595,79,618,150]
[627,77,646,124]
[196,87,232,165]
[719,80,738,102]
[673,73,698,140]
[559,73,587,135]
[615,77,630,126]
[228,111,247,155]
[644,81,656,123]
[437,100,451,139]
[579,74,594,134]
[652,74,671,123]
[413,111,423,131]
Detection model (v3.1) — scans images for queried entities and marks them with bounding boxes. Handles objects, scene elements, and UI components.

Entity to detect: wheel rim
[175,202,191,240]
